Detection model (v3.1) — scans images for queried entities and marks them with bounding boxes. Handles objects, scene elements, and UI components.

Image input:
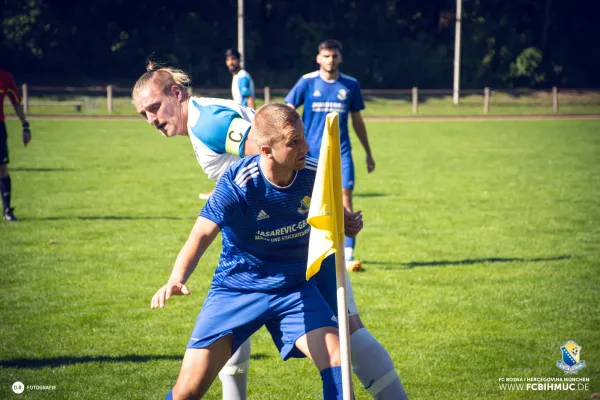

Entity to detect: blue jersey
[200,155,319,291]
[285,71,365,158]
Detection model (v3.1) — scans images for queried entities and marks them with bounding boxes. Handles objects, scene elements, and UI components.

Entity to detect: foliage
[1,0,599,88]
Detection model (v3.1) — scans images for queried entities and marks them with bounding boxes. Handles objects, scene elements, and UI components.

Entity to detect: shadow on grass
[12,167,75,172]
[0,353,270,369]
[353,193,387,198]
[25,215,195,221]
[362,255,572,269]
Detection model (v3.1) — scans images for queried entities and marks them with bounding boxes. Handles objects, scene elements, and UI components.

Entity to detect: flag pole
[335,237,353,399]
[305,112,353,398]
[330,115,353,399]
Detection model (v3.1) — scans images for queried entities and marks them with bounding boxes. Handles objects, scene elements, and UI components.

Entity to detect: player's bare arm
[151,217,221,309]
[12,103,31,147]
[247,96,255,110]
[350,111,375,173]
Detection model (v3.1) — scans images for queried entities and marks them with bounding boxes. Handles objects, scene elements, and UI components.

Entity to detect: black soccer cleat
[3,207,19,221]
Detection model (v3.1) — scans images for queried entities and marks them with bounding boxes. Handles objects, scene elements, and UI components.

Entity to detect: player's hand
[22,123,31,147]
[151,281,190,309]
[344,209,363,238]
[366,154,375,173]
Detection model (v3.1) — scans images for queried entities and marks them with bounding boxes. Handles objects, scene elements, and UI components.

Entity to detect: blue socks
[320,366,344,400]
[344,236,355,252]
[165,389,173,400]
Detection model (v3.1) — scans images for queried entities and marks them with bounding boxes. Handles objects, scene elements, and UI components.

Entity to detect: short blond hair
[132,61,191,100]
[252,103,301,148]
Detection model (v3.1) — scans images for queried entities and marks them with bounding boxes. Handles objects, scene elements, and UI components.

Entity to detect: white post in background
[264,86,271,105]
[22,83,29,114]
[453,0,463,105]
[188,86,193,96]
[552,86,558,114]
[238,0,245,69]
[107,85,113,114]
[412,87,418,114]
[484,87,490,114]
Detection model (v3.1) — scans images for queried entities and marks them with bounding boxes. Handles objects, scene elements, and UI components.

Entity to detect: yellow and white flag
[306,112,345,280]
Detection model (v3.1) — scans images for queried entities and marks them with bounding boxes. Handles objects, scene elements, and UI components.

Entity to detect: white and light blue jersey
[187,97,255,181]
[231,70,255,107]
[200,155,320,291]
[285,71,365,158]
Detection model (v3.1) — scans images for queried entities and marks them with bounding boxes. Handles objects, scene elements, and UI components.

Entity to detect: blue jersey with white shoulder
[200,155,319,291]
[284,71,365,158]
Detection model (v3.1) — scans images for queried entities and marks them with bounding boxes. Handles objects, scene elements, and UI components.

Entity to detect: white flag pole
[330,113,353,399]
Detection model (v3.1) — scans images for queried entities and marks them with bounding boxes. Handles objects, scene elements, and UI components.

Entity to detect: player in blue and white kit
[285,39,375,273]
[133,64,408,400]
[151,104,365,400]
[226,49,255,109]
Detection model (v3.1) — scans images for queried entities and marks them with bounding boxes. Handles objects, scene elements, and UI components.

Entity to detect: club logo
[337,89,347,101]
[556,341,586,374]
[297,196,311,215]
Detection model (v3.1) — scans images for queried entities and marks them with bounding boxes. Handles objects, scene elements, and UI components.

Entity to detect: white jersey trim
[302,71,319,79]
[305,156,318,171]
[234,163,260,187]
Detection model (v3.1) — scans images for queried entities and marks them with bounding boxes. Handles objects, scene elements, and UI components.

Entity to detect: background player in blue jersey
[285,39,375,273]
[133,65,408,400]
[151,104,364,400]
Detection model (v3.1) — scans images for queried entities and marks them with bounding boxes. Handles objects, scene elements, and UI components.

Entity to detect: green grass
[5,91,600,117]
[1,119,599,399]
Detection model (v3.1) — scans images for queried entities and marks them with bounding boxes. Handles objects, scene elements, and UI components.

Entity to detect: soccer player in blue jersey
[151,104,364,400]
[285,39,375,273]
[134,65,408,400]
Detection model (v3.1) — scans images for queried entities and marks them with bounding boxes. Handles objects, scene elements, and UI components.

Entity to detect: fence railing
[10,84,600,116]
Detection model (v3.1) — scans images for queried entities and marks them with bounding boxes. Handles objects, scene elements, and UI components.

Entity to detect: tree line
[2,0,598,89]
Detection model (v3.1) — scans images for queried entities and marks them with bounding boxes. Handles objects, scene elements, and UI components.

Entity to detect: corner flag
[306,112,345,280]
[306,112,354,399]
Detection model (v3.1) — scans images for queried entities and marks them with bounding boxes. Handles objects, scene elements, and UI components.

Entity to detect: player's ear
[171,85,183,101]
[260,144,273,158]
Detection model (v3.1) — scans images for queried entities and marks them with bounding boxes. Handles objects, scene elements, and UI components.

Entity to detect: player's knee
[172,382,202,400]
[350,328,406,398]
[219,339,251,376]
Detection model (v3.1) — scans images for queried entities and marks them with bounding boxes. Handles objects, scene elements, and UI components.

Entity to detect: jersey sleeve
[200,170,244,228]
[237,75,253,98]
[349,81,365,112]
[189,102,249,155]
[284,78,307,108]
[3,72,21,105]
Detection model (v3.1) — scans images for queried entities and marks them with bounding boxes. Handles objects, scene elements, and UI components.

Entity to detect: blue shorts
[187,281,338,360]
[341,153,355,190]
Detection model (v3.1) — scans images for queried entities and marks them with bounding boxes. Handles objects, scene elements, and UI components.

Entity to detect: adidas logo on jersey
[313,90,322,97]
[256,210,270,221]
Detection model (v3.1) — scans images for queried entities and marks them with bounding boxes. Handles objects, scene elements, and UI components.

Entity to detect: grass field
[1,118,599,399]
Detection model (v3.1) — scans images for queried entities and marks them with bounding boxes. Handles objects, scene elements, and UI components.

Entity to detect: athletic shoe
[346,259,362,272]
[3,207,18,221]
[199,190,213,200]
